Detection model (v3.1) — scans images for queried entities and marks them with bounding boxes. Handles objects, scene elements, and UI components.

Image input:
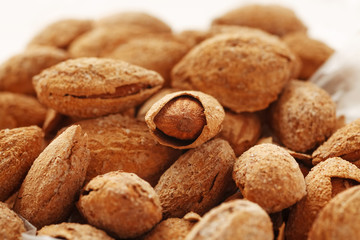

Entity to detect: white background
[0,0,359,63]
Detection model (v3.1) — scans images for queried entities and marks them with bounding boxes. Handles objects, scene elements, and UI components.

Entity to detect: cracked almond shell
[0,202,26,240]
[233,143,306,213]
[271,80,336,153]
[171,31,296,113]
[145,91,225,149]
[212,4,307,37]
[285,157,360,240]
[0,46,69,94]
[155,138,236,218]
[308,186,360,240]
[13,125,90,228]
[33,58,164,118]
[0,126,44,201]
[185,199,273,240]
[72,114,182,185]
[0,92,47,130]
[312,118,360,167]
[77,171,162,239]
[27,19,94,49]
[37,222,114,240]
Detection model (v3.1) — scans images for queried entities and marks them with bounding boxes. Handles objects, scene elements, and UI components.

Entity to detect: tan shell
[108,34,190,87]
[185,200,274,240]
[27,19,93,49]
[233,143,306,213]
[175,30,210,48]
[96,11,172,33]
[271,80,336,153]
[171,31,295,113]
[212,4,307,37]
[33,58,164,118]
[0,92,47,130]
[68,26,161,58]
[285,157,360,240]
[0,202,26,240]
[218,111,261,156]
[145,91,225,149]
[77,171,162,239]
[42,108,63,134]
[72,114,182,185]
[155,138,236,218]
[0,126,44,201]
[308,186,360,240]
[143,214,200,240]
[0,46,69,94]
[13,125,90,228]
[283,32,334,79]
[312,118,360,167]
[37,222,114,240]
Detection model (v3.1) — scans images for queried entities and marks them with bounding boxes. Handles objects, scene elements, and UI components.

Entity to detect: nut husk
[0,202,26,240]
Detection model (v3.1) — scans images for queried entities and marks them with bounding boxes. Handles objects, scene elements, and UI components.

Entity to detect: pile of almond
[0,4,359,240]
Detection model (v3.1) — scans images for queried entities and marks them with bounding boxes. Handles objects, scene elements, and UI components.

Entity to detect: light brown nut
[0,202,26,240]
[72,114,182,185]
[271,80,336,153]
[175,30,210,48]
[308,186,360,240]
[233,143,306,213]
[42,108,63,135]
[218,111,261,156]
[312,118,360,167]
[33,58,164,118]
[27,19,94,49]
[96,11,172,33]
[0,46,69,95]
[171,31,296,113]
[212,4,307,37]
[0,92,47,130]
[0,126,44,201]
[108,34,190,87]
[137,88,179,121]
[185,200,274,240]
[145,91,224,149]
[13,125,90,228]
[155,138,236,218]
[285,157,360,240]
[37,222,114,240]
[68,26,160,58]
[77,171,162,239]
[283,32,334,79]
[143,213,200,240]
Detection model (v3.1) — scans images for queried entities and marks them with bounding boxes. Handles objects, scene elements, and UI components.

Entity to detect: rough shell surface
[0,202,26,240]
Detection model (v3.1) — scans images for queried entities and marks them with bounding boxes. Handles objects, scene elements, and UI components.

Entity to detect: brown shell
[145,91,225,149]
[175,30,211,48]
[171,31,295,113]
[37,222,114,240]
[271,80,336,153]
[233,143,306,213]
[72,114,182,185]
[27,19,93,49]
[285,157,360,240]
[96,11,172,33]
[0,126,44,201]
[0,46,69,94]
[185,200,273,240]
[33,58,164,118]
[312,118,360,167]
[308,186,360,240]
[108,34,190,87]
[155,138,236,218]
[212,4,307,37]
[77,171,162,239]
[283,32,334,79]
[13,125,90,228]
[218,111,262,156]
[68,26,161,58]
[0,92,47,130]
[0,202,26,240]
